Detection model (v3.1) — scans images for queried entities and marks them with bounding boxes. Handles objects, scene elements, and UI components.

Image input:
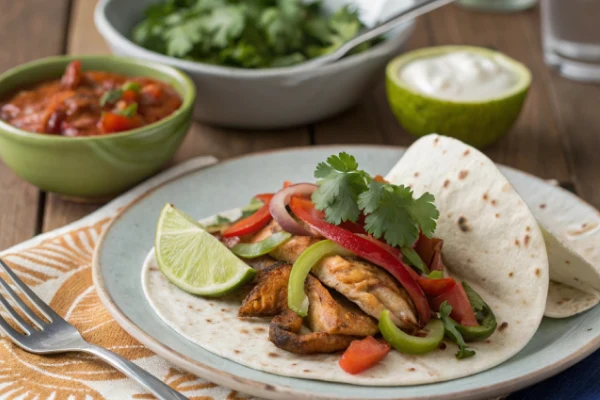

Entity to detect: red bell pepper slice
[339,336,391,375]
[289,197,431,325]
[430,283,478,326]
[416,276,457,297]
[414,233,444,268]
[222,194,274,238]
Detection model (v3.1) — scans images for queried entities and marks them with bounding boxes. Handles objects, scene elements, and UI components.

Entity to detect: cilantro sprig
[311,152,439,248]
[131,0,382,69]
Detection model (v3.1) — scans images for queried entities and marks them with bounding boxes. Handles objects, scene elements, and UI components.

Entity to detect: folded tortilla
[142,134,557,385]
[385,134,600,319]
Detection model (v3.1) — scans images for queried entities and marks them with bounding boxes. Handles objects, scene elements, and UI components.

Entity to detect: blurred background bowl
[95,0,415,130]
[0,55,195,200]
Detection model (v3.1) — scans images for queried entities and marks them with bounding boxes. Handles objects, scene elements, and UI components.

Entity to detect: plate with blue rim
[93,145,600,400]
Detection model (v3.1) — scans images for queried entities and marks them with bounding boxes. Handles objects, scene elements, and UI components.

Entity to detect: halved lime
[155,204,255,296]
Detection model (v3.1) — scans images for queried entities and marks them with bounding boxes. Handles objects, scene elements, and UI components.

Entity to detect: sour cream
[399,51,517,102]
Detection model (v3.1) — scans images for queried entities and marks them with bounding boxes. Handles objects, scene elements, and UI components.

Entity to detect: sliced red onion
[270,183,318,236]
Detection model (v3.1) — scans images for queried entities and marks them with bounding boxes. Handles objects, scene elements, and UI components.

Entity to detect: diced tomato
[430,283,478,326]
[416,276,457,297]
[99,112,142,133]
[289,197,431,325]
[122,90,137,102]
[222,194,274,238]
[373,175,389,184]
[339,336,391,375]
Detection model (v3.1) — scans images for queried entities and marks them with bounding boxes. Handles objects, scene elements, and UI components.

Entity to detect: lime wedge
[155,204,256,296]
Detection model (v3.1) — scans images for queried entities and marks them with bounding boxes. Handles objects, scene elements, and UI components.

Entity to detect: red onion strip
[269,183,318,236]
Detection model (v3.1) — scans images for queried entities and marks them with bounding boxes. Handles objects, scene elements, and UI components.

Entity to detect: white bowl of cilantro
[95,0,415,129]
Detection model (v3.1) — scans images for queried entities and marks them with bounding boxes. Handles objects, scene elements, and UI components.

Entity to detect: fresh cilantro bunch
[132,0,381,69]
[312,152,439,248]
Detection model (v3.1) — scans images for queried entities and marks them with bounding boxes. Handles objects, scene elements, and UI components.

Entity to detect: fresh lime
[155,204,255,296]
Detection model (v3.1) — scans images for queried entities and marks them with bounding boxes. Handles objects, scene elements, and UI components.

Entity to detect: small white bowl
[95,0,415,129]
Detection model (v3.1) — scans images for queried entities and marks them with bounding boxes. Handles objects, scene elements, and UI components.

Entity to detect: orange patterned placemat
[0,157,258,400]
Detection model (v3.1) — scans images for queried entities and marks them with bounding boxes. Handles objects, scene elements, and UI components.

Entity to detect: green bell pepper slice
[379,309,444,355]
[231,232,291,259]
[288,240,354,316]
[455,282,497,341]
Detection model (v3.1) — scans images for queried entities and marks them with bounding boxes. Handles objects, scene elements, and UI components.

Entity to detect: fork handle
[82,344,189,400]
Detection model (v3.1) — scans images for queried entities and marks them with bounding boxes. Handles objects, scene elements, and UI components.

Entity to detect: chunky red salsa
[0,61,182,136]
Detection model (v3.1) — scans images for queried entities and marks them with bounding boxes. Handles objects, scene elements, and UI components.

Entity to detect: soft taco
[140,134,590,385]
[385,134,600,319]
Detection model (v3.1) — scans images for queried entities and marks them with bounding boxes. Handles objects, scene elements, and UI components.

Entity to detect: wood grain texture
[0,0,71,249]
[42,0,310,231]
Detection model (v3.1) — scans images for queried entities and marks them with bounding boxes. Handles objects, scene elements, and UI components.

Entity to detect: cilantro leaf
[116,103,138,118]
[164,18,204,57]
[401,246,429,274]
[408,193,439,238]
[312,153,370,225]
[439,301,476,359]
[100,89,122,106]
[462,282,497,332]
[204,6,245,49]
[359,183,420,248]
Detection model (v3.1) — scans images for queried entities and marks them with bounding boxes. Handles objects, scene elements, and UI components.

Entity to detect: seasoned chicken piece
[314,256,419,332]
[269,309,358,354]
[251,222,419,331]
[239,263,379,337]
[306,276,378,336]
[238,262,289,317]
[251,220,319,263]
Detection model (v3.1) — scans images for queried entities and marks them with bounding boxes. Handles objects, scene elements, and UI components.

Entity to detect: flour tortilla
[142,138,551,385]
[385,134,600,319]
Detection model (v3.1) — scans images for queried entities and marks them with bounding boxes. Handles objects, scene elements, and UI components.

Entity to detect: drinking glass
[542,0,600,81]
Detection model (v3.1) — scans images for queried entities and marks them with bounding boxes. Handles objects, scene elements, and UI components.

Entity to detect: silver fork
[0,258,188,400]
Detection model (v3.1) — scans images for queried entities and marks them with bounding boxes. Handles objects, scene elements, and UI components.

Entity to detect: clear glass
[542,0,600,81]
[457,0,537,12]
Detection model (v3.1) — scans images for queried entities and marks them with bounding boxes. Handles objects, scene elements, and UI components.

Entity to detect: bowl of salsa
[0,55,195,199]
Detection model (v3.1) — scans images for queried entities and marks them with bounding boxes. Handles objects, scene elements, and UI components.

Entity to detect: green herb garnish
[439,301,476,359]
[131,0,381,69]
[122,81,142,92]
[312,152,439,248]
[100,89,123,106]
[116,103,138,118]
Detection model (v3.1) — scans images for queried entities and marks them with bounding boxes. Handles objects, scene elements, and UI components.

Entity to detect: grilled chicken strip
[239,262,378,336]
[251,221,419,331]
[270,309,357,354]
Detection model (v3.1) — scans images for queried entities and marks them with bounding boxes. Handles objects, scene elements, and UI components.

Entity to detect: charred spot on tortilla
[268,352,280,358]
[434,137,440,146]
[535,268,541,277]
[149,267,159,272]
[254,327,266,333]
[457,216,471,232]
[539,203,547,209]
[495,213,500,218]
[567,260,572,265]
[209,302,215,307]
[443,150,447,154]
[482,193,489,201]
[303,369,311,373]
[234,349,241,354]
[498,322,509,332]
[526,226,531,232]
[221,308,230,312]
[205,318,213,323]
[408,367,416,372]
[463,149,470,157]
[458,170,469,180]
[515,239,520,247]
[443,179,451,188]
[524,235,531,247]
[509,272,514,278]
[240,328,250,334]
[491,199,498,206]
[414,171,420,177]
[439,342,447,350]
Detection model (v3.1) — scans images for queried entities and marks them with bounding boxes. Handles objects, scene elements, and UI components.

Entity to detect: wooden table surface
[0,0,598,251]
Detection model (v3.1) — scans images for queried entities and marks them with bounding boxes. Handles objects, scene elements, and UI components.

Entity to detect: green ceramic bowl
[0,55,195,200]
